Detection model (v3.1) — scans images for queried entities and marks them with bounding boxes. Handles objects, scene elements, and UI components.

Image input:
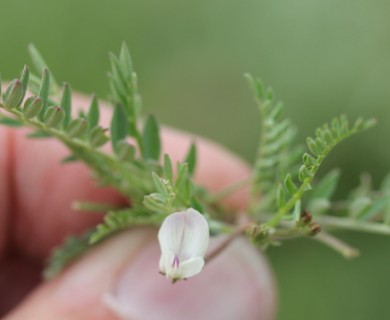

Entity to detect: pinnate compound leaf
[44,230,92,279]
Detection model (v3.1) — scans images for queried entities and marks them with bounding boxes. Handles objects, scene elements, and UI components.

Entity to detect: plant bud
[23,96,43,119]
[3,79,23,109]
[67,118,88,138]
[89,126,109,147]
[43,106,64,127]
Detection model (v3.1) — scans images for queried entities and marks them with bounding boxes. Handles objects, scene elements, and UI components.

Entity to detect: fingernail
[104,236,277,320]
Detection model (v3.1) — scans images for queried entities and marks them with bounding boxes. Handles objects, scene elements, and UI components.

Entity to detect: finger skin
[0,128,11,256]
[6,230,277,320]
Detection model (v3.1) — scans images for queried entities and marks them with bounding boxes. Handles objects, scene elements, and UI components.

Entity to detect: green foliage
[307,169,341,214]
[19,65,29,101]
[28,43,59,95]
[265,114,376,227]
[60,83,72,127]
[89,208,163,244]
[67,118,88,138]
[38,69,50,120]
[163,154,173,182]
[43,106,65,127]
[108,43,142,145]
[246,74,301,212]
[110,104,129,153]
[244,74,386,256]
[44,230,93,279]
[142,114,161,161]
[23,96,43,119]
[184,142,197,176]
[87,94,99,129]
[344,173,390,222]
[0,45,387,276]
[143,163,200,214]
[0,117,24,127]
[3,79,24,109]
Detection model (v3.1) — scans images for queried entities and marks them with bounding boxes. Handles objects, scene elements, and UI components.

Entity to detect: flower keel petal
[179,257,205,279]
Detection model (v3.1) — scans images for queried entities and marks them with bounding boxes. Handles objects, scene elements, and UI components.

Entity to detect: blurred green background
[1,0,390,319]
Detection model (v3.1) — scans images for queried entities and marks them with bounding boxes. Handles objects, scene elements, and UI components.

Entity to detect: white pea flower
[158,208,210,282]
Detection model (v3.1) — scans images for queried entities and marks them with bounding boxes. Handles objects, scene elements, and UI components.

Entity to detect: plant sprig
[0,44,388,277]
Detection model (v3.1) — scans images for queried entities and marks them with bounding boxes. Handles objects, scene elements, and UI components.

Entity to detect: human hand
[0,94,276,320]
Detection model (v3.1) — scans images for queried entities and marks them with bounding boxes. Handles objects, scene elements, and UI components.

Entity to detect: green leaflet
[38,69,50,120]
[44,230,93,279]
[163,154,173,182]
[3,79,24,109]
[184,142,197,176]
[28,43,59,94]
[19,65,29,102]
[309,169,341,200]
[0,117,24,127]
[89,208,163,244]
[142,114,160,161]
[284,173,297,194]
[61,83,72,127]
[110,104,129,153]
[87,94,100,130]
[27,130,52,138]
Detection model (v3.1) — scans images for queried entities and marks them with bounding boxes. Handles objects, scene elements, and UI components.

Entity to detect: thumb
[5,229,276,320]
